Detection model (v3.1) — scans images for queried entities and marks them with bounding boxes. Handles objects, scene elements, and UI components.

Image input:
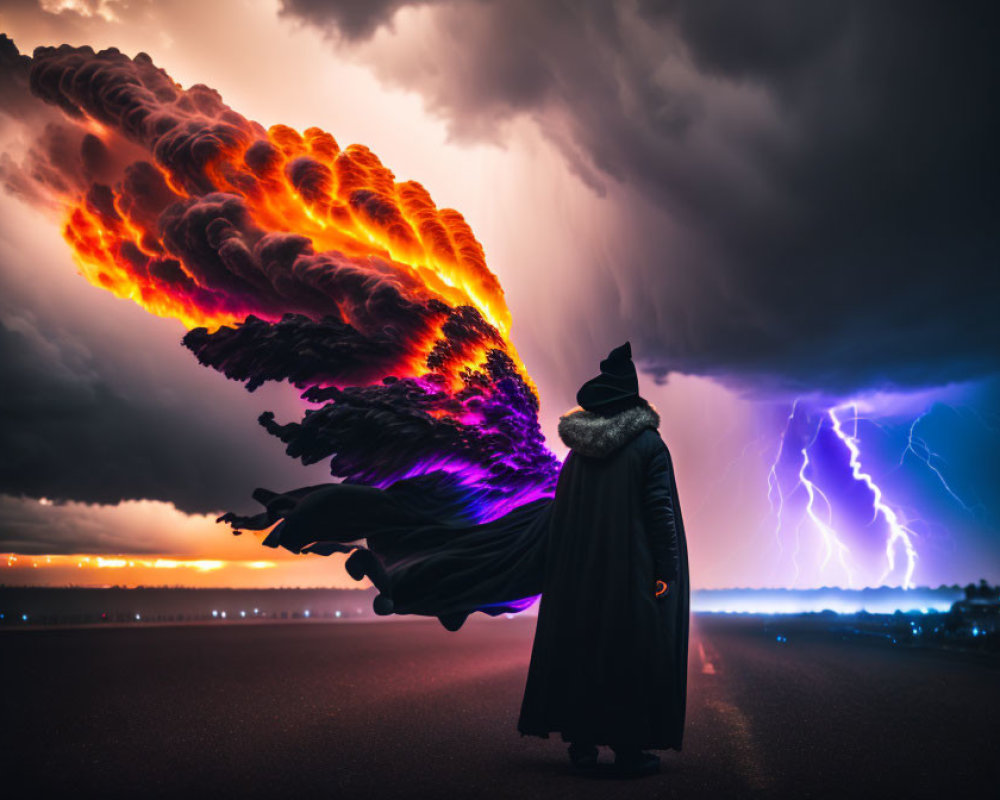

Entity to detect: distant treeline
[963,580,1000,601]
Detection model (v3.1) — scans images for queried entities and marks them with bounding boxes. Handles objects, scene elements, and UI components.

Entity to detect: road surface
[2,615,997,798]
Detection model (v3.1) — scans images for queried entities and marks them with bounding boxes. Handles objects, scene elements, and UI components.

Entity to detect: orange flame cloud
[23,44,530,394]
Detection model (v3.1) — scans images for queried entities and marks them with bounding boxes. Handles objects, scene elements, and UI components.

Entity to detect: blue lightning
[829,404,919,589]
[797,417,856,587]
[900,410,982,515]
[767,403,856,588]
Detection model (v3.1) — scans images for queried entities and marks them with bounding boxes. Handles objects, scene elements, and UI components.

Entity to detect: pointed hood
[575,341,641,416]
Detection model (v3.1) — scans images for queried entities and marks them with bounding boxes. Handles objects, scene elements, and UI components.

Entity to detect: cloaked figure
[516,342,690,776]
[217,342,689,777]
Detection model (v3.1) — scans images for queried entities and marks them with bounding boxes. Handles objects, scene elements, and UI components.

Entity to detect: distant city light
[304,610,310,618]
[220,611,227,619]
[212,610,218,617]
[240,611,246,618]
[335,610,341,618]
[135,614,140,620]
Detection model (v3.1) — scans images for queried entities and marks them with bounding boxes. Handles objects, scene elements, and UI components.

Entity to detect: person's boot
[611,746,660,777]
[567,742,599,771]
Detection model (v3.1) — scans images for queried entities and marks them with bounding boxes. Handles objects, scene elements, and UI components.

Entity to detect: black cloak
[516,400,690,752]
[216,471,554,630]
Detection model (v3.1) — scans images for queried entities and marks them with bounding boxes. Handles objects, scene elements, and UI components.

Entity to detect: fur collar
[558,401,660,458]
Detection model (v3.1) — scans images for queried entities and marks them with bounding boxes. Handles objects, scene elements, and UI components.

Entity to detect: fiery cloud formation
[3,37,558,517]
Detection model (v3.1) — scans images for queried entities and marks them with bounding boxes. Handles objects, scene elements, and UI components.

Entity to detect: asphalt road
[2,615,998,798]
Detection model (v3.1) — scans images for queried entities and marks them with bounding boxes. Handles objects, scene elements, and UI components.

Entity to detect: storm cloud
[280,0,1000,395]
[0,313,330,515]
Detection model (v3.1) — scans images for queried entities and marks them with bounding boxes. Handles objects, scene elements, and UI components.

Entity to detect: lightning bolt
[766,401,797,583]
[900,410,982,514]
[796,416,855,587]
[767,402,856,588]
[829,404,919,589]
[766,403,795,552]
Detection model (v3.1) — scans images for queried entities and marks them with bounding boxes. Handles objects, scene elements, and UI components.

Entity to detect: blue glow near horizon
[691,586,965,615]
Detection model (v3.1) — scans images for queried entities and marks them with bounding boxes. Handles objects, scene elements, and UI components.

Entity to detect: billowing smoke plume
[2,36,558,518]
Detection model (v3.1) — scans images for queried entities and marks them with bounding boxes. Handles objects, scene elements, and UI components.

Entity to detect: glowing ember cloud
[4,40,560,532]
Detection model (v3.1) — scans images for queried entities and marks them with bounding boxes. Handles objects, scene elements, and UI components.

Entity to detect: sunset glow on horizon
[1,551,366,589]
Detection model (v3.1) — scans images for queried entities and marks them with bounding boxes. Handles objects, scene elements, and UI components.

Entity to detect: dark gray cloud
[277,0,443,41]
[280,0,1000,396]
[0,493,208,555]
[0,313,331,514]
